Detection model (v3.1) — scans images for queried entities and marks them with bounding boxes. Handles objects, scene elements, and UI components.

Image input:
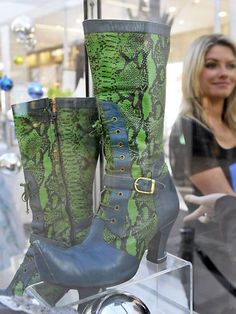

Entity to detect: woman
[169,34,236,313]
[170,33,236,198]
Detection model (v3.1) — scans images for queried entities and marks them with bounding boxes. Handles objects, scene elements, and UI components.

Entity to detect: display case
[50,252,193,313]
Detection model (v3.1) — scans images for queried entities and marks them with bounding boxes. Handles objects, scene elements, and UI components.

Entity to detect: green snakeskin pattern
[13,104,70,243]
[57,106,99,244]
[86,30,169,258]
[9,99,98,297]
[11,102,70,296]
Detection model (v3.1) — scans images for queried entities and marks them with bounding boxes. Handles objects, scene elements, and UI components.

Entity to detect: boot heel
[147,221,175,264]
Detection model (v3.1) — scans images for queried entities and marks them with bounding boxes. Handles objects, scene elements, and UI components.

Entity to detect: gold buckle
[134,177,155,194]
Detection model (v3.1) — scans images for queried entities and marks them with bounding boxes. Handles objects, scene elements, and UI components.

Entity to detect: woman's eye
[227,63,236,69]
[205,62,216,69]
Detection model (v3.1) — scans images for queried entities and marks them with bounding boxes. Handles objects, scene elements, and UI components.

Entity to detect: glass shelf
[53,252,193,313]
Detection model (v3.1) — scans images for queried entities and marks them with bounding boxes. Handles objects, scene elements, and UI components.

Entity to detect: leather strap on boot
[103,174,165,194]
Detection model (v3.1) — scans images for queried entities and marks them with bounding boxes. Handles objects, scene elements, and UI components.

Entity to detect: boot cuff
[55,97,96,108]
[83,19,170,36]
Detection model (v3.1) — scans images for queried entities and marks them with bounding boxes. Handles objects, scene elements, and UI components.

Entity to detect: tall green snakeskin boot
[0,97,99,302]
[33,19,179,289]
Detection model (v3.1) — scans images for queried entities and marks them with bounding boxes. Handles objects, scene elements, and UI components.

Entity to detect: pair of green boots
[0,97,99,304]
[32,19,179,290]
[3,18,179,301]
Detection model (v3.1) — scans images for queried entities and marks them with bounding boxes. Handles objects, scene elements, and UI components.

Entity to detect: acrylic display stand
[54,252,193,314]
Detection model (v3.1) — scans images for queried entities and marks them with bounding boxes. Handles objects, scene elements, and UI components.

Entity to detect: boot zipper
[49,97,75,244]
[50,97,57,122]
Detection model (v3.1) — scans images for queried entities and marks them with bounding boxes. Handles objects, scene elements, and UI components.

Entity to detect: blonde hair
[181,33,236,134]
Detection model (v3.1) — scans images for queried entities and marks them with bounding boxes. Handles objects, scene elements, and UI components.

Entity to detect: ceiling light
[36,24,83,34]
[36,24,63,31]
[142,7,149,12]
[168,6,176,13]
[218,11,227,18]
[51,48,63,57]
[178,20,185,25]
[192,0,200,4]
[106,0,136,10]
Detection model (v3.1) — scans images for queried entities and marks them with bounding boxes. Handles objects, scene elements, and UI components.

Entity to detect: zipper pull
[50,97,57,122]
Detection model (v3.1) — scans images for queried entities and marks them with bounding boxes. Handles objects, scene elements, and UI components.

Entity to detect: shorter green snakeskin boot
[0,97,99,303]
[32,19,179,290]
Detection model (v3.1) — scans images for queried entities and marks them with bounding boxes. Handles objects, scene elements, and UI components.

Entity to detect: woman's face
[199,44,236,102]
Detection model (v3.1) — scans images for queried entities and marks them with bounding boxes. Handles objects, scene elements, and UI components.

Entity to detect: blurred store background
[0,0,233,135]
[0,0,234,297]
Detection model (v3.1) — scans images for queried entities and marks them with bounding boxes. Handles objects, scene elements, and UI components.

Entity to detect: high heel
[147,173,179,264]
[147,221,176,264]
[33,171,179,289]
